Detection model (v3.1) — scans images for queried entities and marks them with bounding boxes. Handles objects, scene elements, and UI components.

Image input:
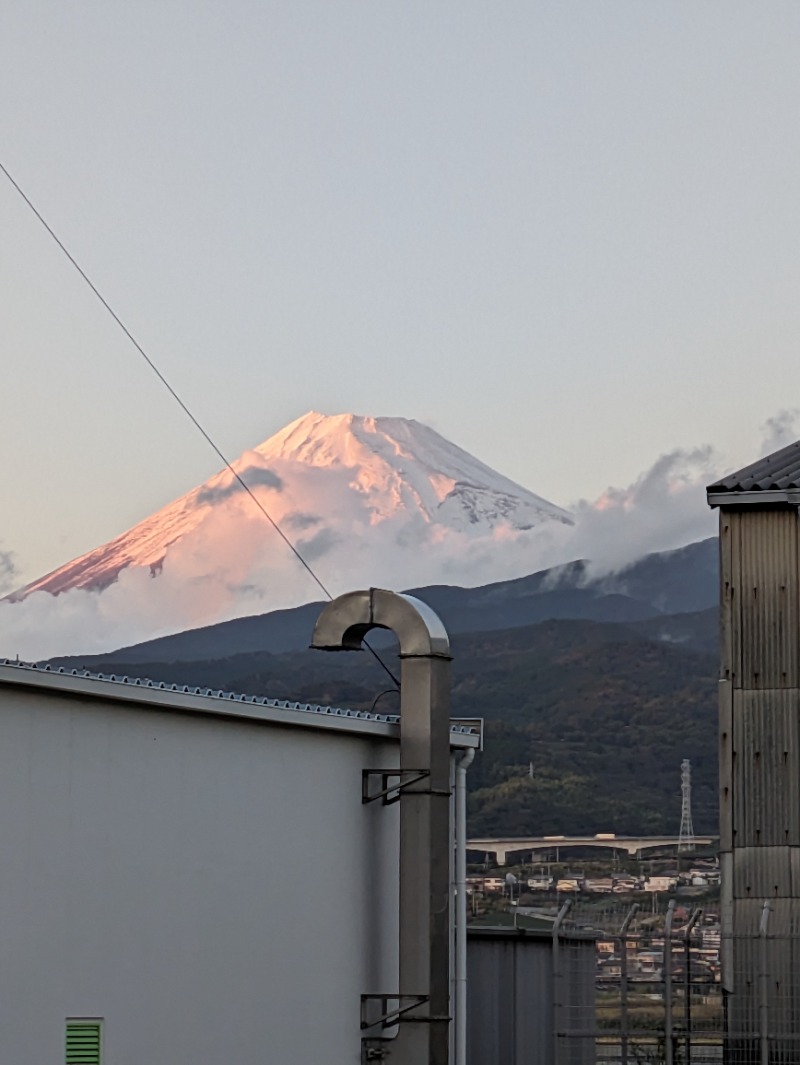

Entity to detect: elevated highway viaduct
[467,835,718,865]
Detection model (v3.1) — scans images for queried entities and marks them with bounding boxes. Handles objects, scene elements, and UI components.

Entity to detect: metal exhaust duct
[312,588,452,1065]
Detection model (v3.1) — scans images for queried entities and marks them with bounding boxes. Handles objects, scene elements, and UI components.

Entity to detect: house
[597,957,622,984]
[556,878,581,892]
[584,877,614,893]
[482,877,507,893]
[612,876,638,893]
[633,951,663,977]
[643,876,677,893]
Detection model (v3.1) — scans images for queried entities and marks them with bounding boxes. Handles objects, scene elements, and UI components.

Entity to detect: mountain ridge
[49,537,718,668]
[11,410,573,604]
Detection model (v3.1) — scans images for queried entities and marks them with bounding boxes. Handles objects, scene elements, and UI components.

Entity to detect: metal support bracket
[362,768,447,805]
[360,994,440,1030]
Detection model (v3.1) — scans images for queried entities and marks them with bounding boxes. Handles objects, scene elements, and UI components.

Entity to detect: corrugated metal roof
[707,440,800,495]
[0,657,479,739]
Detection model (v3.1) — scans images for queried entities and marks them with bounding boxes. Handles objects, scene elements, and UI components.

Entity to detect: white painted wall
[0,687,401,1064]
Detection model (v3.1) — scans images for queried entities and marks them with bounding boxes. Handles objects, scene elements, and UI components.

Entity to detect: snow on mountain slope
[12,412,573,604]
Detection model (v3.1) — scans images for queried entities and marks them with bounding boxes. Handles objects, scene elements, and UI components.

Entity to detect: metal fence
[552,897,799,1065]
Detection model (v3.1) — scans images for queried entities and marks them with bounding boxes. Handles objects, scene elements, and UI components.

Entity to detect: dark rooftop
[707,439,800,499]
[467,924,597,943]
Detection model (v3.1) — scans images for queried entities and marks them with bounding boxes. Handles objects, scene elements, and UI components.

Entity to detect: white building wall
[0,686,401,1064]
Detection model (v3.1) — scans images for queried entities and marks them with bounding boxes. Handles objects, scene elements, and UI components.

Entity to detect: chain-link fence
[551,897,799,1065]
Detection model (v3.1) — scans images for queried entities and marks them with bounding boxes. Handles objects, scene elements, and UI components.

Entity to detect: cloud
[562,446,718,578]
[285,512,323,530]
[759,410,800,456]
[195,464,283,505]
[0,549,16,595]
[297,526,340,562]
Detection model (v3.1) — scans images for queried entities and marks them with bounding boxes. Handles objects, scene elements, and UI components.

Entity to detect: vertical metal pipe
[683,908,702,1065]
[312,588,454,1065]
[759,900,771,1065]
[664,899,676,1065]
[399,649,452,1064]
[454,747,475,1065]
[552,898,572,1065]
[619,903,639,1065]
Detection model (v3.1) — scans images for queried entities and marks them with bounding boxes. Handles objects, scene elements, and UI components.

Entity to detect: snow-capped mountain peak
[252,410,572,530]
[12,411,572,604]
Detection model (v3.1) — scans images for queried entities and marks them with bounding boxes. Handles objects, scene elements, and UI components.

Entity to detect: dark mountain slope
[50,538,718,669]
[454,622,717,836]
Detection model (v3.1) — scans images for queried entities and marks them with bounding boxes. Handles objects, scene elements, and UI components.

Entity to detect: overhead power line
[0,160,399,687]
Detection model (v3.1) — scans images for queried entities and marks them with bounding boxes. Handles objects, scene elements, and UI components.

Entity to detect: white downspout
[455,746,475,1065]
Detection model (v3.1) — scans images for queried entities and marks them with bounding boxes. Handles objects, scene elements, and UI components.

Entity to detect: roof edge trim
[0,659,480,748]
[707,489,800,508]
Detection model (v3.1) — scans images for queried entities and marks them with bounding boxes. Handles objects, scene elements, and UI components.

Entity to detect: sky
[3,2,800,598]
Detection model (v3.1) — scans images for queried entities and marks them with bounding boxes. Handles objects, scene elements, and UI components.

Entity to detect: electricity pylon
[678,758,695,852]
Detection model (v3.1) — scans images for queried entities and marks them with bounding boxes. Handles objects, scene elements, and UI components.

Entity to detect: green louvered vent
[66,1021,101,1065]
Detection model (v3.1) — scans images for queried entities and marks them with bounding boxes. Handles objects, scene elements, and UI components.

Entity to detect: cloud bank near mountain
[565,446,718,578]
[0,452,718,662]
[0,549,16,596]
[759,409,800,456]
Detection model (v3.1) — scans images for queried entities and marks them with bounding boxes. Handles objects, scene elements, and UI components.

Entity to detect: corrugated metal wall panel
[727,906,800,1046]
[719,503,800,1043]
[719,679,733,850]
[467,932,596,1065]
[732,689,800,847]
[719,511,737,683]
[736,508,799,689]
[733,897,800,936]
[468,936,552,1065]
[733,898,775,936]
[720,851,734,992]
[733,846,793,897]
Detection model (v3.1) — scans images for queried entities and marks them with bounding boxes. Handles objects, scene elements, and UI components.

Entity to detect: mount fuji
[11,412,573,612]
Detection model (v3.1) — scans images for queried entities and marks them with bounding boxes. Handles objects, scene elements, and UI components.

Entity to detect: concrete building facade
[0,657,478,1063]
